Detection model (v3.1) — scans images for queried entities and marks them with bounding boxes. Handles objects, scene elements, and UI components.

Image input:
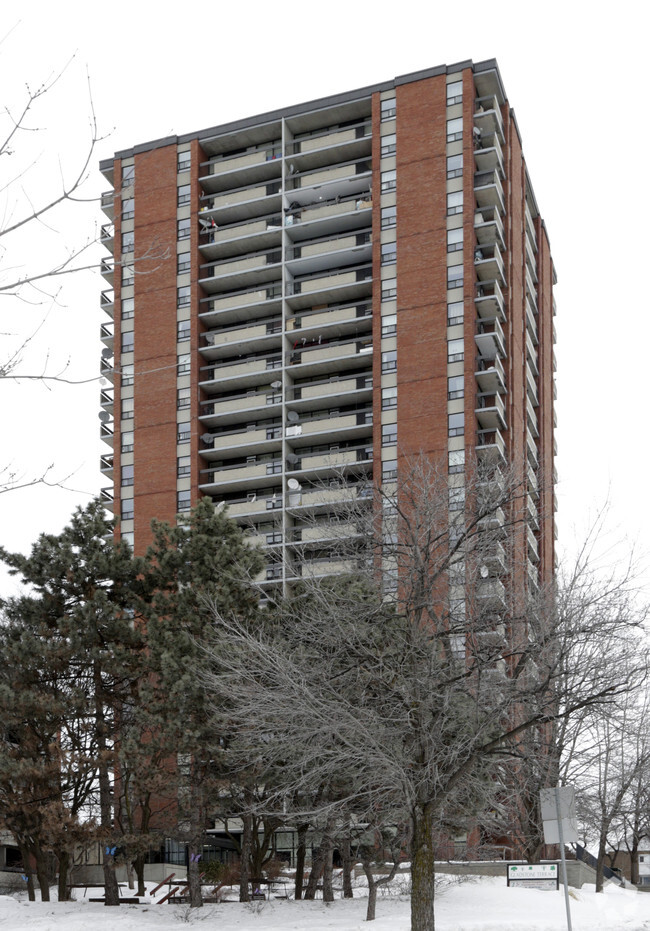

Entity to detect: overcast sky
[1,0,648,596]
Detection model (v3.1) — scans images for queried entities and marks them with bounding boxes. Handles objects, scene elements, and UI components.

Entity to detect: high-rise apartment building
[98,58,556,600]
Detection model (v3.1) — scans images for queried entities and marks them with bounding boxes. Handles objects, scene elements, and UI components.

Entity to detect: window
[449,449,465,474]
[447,228,463,253]
[178,218,191,240]
[121,331,134,354]
[381,133,396,156]
[177,386,191,409]
[177,285,191,307]
[382,313,397,337]
[381,205,397,229]
[449,487,465,511]
[447,300,464,326]
[177,252,191,274]
[266,460,282,475]
[177,151,191,172]
[177,319,191,342]
[266,531,282,545]
[447,154,463,179]
[121,498,134,521]
[121,363,134,387]
[448,375,464,400]
[381,350,397,373]
[447,117,463,142]
[177,490,191,512]
[122,297,134,319]
[177,455,191,477]
[178,184,191,206]
[381,98,396,121]
[122,164,135,185]
[382,459,398,482]
[122,198,134,220]
[447,81,463,105]
[177,354,191,375]
[381,278,397,301]
[448,412,465,437]
[382,386,397,410]
[447,191,463,216]
[382,423,397,446]
[121,397,134,421]
[448,338,464,362]
[447,264,464,289]
[381,242,396,265]
[121,464,134,487]
[121,431,134,453]
[122,264,134,286]
[381,169,396,193]
[121,531,134,548]
[121,230,134,253]
[178,421,191,443]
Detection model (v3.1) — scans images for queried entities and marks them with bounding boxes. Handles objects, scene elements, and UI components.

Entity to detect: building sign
[507,863,559,891]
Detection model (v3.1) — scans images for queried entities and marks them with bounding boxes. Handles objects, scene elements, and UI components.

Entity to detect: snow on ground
[1,876,649,931]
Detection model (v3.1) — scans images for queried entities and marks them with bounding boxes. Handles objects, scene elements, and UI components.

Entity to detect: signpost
[540,785,578,931]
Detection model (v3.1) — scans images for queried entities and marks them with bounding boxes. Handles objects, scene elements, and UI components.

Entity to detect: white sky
[1,0,648,597]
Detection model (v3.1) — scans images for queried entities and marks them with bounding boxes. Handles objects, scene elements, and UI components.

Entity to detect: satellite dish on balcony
[101,348,112,359]
[98,411,110,423]
[270,380,282,389]
[287,410,299,423]
[480,565,489,578]
[201,433,214,444]
[286,454,299,464]
[287,478,301,490]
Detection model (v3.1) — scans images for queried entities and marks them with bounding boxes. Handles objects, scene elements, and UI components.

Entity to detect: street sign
[540,786,579,844]
[507,863,559,891]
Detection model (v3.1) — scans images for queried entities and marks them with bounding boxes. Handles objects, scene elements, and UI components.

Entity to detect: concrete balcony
[100,258,114,285]
[526,431,538,466]
[526,332,539,375]
[475,355,506,394]
[475,279,506,322]
[473,131,505,177]
[100,190,115,220]
[200,354,283,394]
[474,207,504,250]
[286,336,373,378]
[100,322,114,350]
[286,196,372,240]
[476,428,506,464]
[525,296,538,345]
[476,577,507,610]
[483,541,507,574]
[100,223,114,250]
[289,378,373,413]
[287,301,372,342]
[200,392,282,427]
[474,243,506,286]
[474,95,504,141]
[200,460,282,495]
[526,396,539,438]
[477,504,505,531]
[287,122,371,168]
[199,216,282,261]
[527,525,539,563]
[100,454,114,475]
[474,169,505,215]
[200,286,282,328]
[201,427,282,461]
[475,392,506,430]
[199,250,281,295]
[525,363,538,406]
[290,410,373,444]
[100,290,115,318]
[526,495,539,530]
[475,317,505,360]
[199,147,282,194]
[200,322,282,362]
[286,263,373,310]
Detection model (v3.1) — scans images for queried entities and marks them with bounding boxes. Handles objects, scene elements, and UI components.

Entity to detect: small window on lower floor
[121,498,134,521]
[448,449,465,474]
[382,386,397,410]
[382,459,398,482]
[381,278,397,301]
[448,375,464,400]
[448,338,464,362]
[448,412,465,437]
[177,490,191,512]
[382,424,397,446]
[177,456,191,477]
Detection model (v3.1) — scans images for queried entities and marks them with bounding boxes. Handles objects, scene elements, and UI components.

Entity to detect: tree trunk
[363,864,378,921]
[596,835,607,893]
[294,822,308,899]
[341,835,354,898]
[134,852,146,898]
[94,663,120,906]
[57,849,70,901]
[410,803,436,931]
[34,847,50,902]
[188,846,203,908]
[322,833,334,902]
[304,846,324,900]
[239,812,251,902]
[19,844,35,901]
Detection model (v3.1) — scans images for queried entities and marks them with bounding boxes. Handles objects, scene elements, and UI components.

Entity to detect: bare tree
[203,455,648,931]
